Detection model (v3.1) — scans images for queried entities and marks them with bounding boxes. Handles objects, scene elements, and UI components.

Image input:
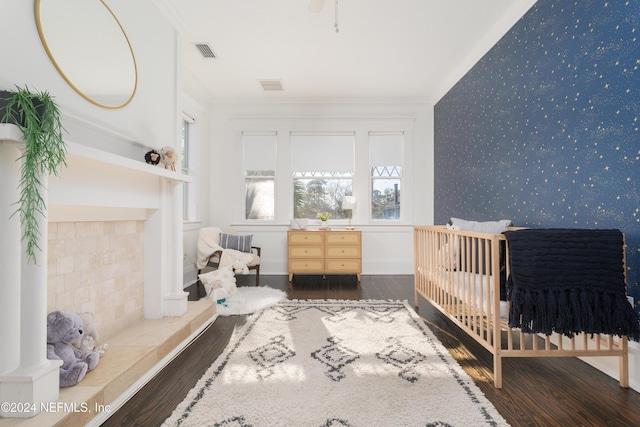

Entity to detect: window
[243,133,277,220]
[291,133,354,220]
[293,171,353,219]
[181,115,195,221]
[370,133,403,220]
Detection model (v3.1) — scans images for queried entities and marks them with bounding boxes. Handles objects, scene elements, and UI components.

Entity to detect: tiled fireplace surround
[47,220,145,341]
[0,123,204,423]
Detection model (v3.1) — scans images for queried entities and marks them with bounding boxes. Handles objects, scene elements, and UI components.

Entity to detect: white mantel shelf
[0,123,191,184]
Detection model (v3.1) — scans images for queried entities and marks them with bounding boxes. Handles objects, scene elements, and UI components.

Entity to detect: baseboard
[183,264,198,287]
[580,339,640,392]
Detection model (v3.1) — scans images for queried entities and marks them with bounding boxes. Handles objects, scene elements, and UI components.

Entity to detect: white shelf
[0,123,191,183]
[66,141,192,183]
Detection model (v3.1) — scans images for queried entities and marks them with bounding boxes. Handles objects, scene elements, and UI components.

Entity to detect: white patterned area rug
[163,299,509,427]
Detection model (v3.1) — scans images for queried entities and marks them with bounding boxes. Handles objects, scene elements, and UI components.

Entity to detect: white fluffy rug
[163,299,508,427]
[214,286,287,316]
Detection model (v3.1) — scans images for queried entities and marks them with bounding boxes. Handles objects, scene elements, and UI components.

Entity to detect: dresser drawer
[289,259,324,273]
[325,231,361,245]
[325,259,361,273]
[325,246,361,258]
[288,231,323,245]
[288,229,361,281]
[289,246,323,258]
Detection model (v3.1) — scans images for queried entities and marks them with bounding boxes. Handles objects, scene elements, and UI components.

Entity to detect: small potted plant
[1,85,67,264]
[316,212,330,229]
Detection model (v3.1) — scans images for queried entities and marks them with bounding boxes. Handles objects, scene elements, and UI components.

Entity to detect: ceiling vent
[259,80,284,91]
[193,42,216,58]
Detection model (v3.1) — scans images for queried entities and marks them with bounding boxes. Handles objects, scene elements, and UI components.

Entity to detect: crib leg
[620,337,629,388]
[494,352,503,389]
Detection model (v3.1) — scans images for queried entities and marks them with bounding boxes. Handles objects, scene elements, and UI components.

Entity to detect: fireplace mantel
[0,123,190,417]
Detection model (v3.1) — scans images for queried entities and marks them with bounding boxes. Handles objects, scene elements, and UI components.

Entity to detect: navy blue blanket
[504,229,640,341]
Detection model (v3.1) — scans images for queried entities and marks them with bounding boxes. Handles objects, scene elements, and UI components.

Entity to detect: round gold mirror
[35,0,138,109]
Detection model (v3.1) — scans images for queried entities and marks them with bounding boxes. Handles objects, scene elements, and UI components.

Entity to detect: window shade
[242,133,277,171]
[369,133,404,166]
[290,133,355,172]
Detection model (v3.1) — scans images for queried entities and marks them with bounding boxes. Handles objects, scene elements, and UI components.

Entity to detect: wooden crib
[413,225,630,389]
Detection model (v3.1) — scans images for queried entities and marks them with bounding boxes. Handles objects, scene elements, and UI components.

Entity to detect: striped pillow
[219,233,253,253]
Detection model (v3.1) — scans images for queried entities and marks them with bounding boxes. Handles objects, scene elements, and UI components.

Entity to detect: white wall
[196,99,434,276]
[1,0,178,159]
[1,0,189,305]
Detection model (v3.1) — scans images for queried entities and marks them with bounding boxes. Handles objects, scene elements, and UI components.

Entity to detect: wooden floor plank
[101,275,640,427]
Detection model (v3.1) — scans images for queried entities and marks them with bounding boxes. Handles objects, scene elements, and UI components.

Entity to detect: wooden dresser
[287,229,361,281]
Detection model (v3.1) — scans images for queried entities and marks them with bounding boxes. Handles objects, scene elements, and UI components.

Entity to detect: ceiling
[161,0,534,102]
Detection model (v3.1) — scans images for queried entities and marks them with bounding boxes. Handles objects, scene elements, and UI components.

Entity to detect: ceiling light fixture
[308,0,339,33]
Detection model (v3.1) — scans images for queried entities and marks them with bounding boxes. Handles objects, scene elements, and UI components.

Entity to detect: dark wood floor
[102,274,640,427]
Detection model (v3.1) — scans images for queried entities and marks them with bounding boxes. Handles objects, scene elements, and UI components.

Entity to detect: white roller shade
[243,133,277,171]
[291,133,354,172]
[369,133,404,166]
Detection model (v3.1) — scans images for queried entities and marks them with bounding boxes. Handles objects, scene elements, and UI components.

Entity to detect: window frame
[290,132,355,222]
[369,132,404,221]
[181,114,196,222]
[242,132,278,222]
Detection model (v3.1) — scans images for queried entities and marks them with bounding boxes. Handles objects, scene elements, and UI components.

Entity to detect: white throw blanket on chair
[196,227,253,274]
[219,249,253,275]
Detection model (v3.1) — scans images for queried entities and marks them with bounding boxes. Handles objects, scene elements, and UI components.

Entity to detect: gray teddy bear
[46,311,100,387]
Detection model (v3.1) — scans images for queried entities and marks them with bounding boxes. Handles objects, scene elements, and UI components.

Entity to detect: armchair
[196,227,261,286]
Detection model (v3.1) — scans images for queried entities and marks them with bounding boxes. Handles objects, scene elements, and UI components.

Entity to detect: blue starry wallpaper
[434,0,640,309]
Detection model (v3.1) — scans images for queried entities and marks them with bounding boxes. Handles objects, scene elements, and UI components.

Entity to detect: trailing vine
[1,85,66,264]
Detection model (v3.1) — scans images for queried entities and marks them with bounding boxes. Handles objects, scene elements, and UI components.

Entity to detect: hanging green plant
[1,85,67,264]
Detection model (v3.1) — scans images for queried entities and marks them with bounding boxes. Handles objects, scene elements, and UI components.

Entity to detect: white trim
[182,112,195,124]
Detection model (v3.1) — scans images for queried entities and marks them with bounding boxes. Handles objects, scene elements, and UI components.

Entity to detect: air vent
[193,42,216,58]
[259,80,284,91]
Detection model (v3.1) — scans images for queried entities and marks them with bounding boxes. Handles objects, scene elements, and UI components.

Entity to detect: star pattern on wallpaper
[434,0,640,308]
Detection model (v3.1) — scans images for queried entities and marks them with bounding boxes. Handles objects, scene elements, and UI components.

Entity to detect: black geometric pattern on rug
[356,304,404,323]
[314,306,354,322]
[271,304,315,321]
[311,336,360,382]
[210,416,253,427]
[248,334,296,379]
[375,337,427,383]
[319,418,353,427]
[313,303,404,324]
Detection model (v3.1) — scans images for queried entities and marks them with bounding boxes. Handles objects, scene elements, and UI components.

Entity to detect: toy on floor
[199,266,238,305]
[47,311,100,387]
